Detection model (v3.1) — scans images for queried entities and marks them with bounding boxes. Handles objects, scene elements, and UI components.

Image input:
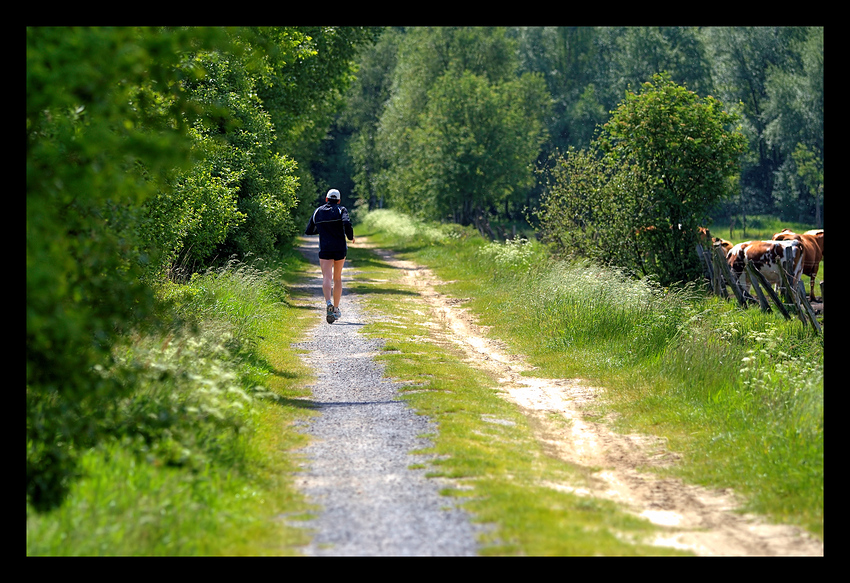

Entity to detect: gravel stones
[288,248,480,556]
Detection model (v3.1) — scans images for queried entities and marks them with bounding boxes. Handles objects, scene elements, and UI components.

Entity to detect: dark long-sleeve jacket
[304,202,354,256]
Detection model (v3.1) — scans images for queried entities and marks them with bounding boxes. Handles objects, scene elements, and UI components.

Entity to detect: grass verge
[26,248,320,555]
[344,226,688,555]
[354,209,823,541]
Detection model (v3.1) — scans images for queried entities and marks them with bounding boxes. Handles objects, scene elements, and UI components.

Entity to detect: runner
[304,189,355,323]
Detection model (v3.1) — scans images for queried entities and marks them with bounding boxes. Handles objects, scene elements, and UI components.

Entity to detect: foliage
[341,28,403,211]
[535,147,647,277]
[104,257,286,472]
[142,131,246,276]
[345,27,822,229]
[702,26,822,221]
[27,252,317,555]
[372,27,550,234]
[763,28,824,224]
[27,26,362,513]
[252,26,382,218]
[405,69,549,232]
[26,26,234,512]
[254,26,382,160]
[538,73,747,286]
[168,49,301,265]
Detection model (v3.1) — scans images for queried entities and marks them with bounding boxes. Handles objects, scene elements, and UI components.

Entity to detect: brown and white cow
[713,236,734,255]
[696,226,733,256]
[726,239,803,300]
[804,229,824,256]
[771,229,823,301]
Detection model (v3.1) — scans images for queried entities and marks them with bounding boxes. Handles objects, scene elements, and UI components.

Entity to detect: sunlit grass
[26,247,318,556]
[28,208,822,556]
[356,208,824,540]
[345,241,684,555]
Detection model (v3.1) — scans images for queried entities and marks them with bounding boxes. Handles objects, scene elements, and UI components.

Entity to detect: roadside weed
[26,248,318,556]
[356,208,823,541]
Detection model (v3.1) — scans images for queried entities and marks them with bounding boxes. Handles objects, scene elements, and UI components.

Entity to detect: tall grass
[26,251,316,555]
[358,209,824,538]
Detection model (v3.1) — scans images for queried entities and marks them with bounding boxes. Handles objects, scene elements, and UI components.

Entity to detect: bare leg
[320,259,334,303]
[332,259,345,307]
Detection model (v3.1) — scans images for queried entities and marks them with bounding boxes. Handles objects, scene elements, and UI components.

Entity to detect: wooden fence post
[747,263,791,320]
[714,245,743,306]
[743,262,771,313]
[777,253,807,325]
[695,244,717,295]
[797,280,822,334]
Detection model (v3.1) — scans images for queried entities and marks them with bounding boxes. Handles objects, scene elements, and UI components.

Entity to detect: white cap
[326,189,340,200]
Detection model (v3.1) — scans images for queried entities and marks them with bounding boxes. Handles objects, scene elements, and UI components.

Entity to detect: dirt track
[366,243,824,556]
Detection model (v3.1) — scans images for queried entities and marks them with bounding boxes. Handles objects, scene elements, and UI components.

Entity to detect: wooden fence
[696,243,821,335]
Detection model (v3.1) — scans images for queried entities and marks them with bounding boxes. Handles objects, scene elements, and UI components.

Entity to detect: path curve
[287,238,481,556]
[367,245,823,557]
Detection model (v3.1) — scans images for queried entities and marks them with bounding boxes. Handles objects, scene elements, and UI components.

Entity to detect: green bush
[26,27,228,512]
[392,216,822,535]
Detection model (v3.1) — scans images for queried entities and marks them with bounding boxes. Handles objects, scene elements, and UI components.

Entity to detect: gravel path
[287,240,481,556]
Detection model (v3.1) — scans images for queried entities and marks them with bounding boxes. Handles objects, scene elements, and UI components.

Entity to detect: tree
[540,73,746,286]
[341,28,403,211]
[176,49,301,263]
[26,26,311,512]
[764,27,823,224]
[27,26,232,511]
[510,27,598,151]
[702,26,809,216]
[375,27,550,233]
[252,26,381,217]
[407,69,549,233]
[536,148,646,273]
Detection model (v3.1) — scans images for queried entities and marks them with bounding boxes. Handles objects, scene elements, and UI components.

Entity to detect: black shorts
[319,250,346,261]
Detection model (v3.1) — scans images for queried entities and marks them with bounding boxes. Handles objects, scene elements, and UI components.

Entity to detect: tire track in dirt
[368,244,823,557]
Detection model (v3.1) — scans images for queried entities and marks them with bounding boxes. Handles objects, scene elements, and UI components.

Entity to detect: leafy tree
[26,26,311,512]
[511,27,602,154]
[141,129,246,276]
[763,27,823,224]
[341,28,403,211]
[594,27,714,108]
[254,26,381,160]
[406,69,549,233]
[792,143,824,226]
[702,26,809,216]
[375,27,549,233]
[536,148,646,272]
[27,26,233,511]
[252,26,381,219]
[178,49,301,262]
[539,73,746,286]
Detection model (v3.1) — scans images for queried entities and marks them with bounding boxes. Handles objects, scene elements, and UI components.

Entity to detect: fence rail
[696,243,821,335]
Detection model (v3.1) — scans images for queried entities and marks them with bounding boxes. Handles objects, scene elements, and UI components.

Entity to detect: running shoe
[333,307,341,321]
[326,303,335,324]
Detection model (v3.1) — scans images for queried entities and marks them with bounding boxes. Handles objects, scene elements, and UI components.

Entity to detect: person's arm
[341,207,355,242]
[305,210,317,235]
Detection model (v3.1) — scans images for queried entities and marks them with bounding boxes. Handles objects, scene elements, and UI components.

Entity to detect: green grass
[710,214,820,243]
[26,247,320,556]
[344,239,685,555]
[28,209,822,555]
[355,209,824,541]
